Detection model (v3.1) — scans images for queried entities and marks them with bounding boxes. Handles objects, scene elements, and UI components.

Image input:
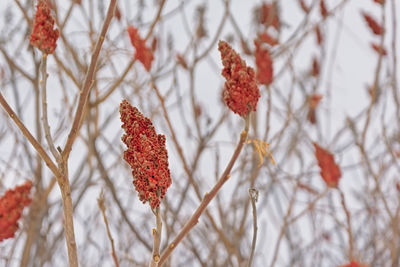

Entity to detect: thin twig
[287,187,329,225]
[62,0,117,159]
[339,189,354,260]
[390,0,400,121]
[0,91,61,177]
[158,116,250,266]
[91,137,152,251]
[145,0,167,40]
[269,185,299,267]
[247,188,259,267]
[98,190,119,267]
[153,80,243,260]
[40,54,61,163]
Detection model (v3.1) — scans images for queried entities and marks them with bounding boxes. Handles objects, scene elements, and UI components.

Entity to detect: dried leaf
[314,143,341,187]
[320,0,328,18]
[248,139,276,167]
[176,53,188,69]
[371,43,387,56]
[298,0,310,13]
[298,183,319,195]
[307,94,323,124]
[127,26,154,71]
[362,12,384,35]
[257,2,280,31]
[315,25,323,45]
[373,0,385,5]
[114,5,121,21]
[258,32,279,46]
[312,57,320,77]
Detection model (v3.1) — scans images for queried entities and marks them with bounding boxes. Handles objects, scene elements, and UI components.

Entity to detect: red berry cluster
[0,181,33,242]
[30,0,59,54]
[120,100,171,209]
[127,26,154,72]
[218,40,260,117]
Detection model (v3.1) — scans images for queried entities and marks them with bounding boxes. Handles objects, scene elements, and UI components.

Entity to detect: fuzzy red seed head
[30,0,59,54]
[0,181,33,242]
[127,26,154,72]
[218,40,260,117]
[120,100,171,209]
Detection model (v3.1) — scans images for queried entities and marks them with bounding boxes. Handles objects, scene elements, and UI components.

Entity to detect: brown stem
[62,0,117,159]
[98,191,119,267]
[158,116,250,266]
[91,137,152,251]
[247,189,259,267]
[145,0,166,40]
[0,92,61,177]
[91,59,135,106]
[58,160,79,267]
[40,54,61,162]
[269,185,299,267]
[91,0,166,107]
[152,83,241,260]
[339,189,354,261]
[150,206,162,267]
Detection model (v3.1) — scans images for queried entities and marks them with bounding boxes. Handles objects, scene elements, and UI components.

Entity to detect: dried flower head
[127,26,154,72]
[314,143,342,187]
[0,181,33,242]
[120,100,171,209]
[254,40,274,85]
[218,40,260,117]
[30,0,59,54]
